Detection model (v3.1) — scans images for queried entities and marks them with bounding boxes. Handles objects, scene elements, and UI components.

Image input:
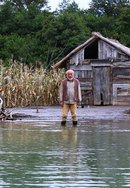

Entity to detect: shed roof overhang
[53,32,130,69]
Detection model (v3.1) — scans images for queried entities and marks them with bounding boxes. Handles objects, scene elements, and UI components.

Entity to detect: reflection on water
[0,120,130,187]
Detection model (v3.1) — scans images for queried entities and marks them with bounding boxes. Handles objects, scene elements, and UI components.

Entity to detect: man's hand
[60,102,64,107]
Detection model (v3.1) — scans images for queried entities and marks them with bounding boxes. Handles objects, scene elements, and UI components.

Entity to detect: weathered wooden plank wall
[67,40,130,105]
[113,84,130,105]
[112,61,130,105]
[98,40,128,60]
[70,49,84,66]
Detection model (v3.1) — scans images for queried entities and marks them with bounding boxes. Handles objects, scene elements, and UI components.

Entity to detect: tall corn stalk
[0,61,65,108]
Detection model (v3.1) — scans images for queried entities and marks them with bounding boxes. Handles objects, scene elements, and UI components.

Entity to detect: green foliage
[6,34,40,64]
[89,0,130,16]
[0,35,10,60]
[114,7,130,46]
[0,1,15,35]
[0,0,48,10]
[0,0,130,67]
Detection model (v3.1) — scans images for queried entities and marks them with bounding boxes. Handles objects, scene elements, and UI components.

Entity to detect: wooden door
[93,67,111,105]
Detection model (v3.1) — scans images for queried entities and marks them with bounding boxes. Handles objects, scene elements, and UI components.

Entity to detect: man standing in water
[60,69,82,126]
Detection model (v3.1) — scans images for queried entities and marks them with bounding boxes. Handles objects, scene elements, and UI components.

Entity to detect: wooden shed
[53,32,130,106]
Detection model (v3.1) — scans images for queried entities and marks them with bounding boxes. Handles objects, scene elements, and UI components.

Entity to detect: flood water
[0,120,130,187]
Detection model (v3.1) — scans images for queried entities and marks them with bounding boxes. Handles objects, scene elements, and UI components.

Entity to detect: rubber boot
[61,121,66,126]
[73,121,77,126]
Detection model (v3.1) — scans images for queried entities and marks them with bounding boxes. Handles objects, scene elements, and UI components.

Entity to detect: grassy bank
[0,62,65,107]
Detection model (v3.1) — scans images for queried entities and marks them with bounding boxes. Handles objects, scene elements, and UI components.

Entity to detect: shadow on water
[0,119,130,187]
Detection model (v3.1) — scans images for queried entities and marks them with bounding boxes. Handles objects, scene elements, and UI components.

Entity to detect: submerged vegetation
[0,61,65,107]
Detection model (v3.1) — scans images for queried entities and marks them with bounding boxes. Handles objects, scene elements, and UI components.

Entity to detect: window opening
[84,40,98,59]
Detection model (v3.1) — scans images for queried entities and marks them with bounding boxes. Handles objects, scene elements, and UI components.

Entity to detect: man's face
[67,72,74,80]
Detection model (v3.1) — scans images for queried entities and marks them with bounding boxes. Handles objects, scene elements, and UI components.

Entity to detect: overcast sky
[48,0,91,11]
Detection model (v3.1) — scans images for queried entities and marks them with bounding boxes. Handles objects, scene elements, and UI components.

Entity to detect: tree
[0,0,129,67]
[89,0,130,16]
[58,0,71,12]
[0,1,15,35]
[0,0,48,10]
[114,7,130,47]
[0,35,10,60]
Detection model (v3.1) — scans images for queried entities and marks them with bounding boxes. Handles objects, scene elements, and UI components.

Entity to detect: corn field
[0,62,65,107]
